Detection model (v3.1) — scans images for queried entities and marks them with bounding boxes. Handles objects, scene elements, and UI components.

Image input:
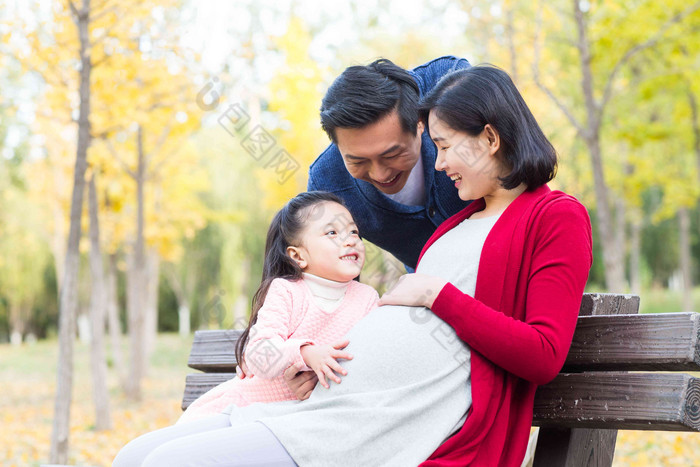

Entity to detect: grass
[1,327,699,466]
[0,333,191,467]
[639,287,700,314]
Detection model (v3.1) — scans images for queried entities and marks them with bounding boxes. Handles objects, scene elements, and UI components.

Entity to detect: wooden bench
[181,293,700,466]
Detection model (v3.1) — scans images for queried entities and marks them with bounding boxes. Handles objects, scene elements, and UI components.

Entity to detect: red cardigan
[418,184,593,467]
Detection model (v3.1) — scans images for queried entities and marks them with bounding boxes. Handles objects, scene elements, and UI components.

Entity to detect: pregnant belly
[225,304,472,467]
[310,304,470,398]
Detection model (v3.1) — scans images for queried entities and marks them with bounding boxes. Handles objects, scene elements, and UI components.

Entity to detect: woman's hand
[283,364,319,401]
[378,273,448,308]
[299,340,353,389]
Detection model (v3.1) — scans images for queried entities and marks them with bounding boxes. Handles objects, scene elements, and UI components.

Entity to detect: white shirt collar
[382,155,426,206]
[302,273,351,301]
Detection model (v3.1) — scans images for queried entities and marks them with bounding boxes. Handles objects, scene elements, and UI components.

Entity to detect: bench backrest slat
[186,294,645,373]
[533,372,700,431]
[579,293,640,316]
[563,312,700,372]
[186,315,700,373]
[182,373,235,410]
[187,330,242,372]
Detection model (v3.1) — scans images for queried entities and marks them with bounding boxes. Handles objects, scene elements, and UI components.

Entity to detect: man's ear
[483,124,500,154]
[416,119,425,137]
[286,246,307,270]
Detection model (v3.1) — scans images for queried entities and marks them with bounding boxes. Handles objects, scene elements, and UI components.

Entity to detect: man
[308,56,471,270]
[284,55,473,399]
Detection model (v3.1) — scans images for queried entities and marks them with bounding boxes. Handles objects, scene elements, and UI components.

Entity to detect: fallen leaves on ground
[0,335,699,466]
[0,334,190,466]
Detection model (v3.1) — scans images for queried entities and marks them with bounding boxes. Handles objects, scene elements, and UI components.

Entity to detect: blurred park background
[0,0,699,465]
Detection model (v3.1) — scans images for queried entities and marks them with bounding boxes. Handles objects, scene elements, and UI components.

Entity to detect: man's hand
[299,339,353,389]
[283,364,319,400]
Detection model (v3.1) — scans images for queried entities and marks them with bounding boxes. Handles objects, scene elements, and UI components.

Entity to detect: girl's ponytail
[234,191,345,368]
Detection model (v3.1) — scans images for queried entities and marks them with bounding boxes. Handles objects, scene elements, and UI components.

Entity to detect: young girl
[178,191,379,423]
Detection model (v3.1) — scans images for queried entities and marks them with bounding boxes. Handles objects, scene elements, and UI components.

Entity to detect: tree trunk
[50,1,91,462]
[164,263,191,336]
[585,137,626,293]
[231,257,251,329]
[573,0,626,292]
[614,196,627,291]
[77,311,91,344]
[144,248,160,372]
[178,303,191,335]
[87,172,112,430]
[688,89,699,311]
[125,125,147,401]
[9,302,24,346]
[629,219,642,294]
[688,89,700,187]
[106,252,126,385]
[678,207,694,312]
[124,250,138,398]
[50,190,67,293]
[504,0,518,84]
[49,0,92,464]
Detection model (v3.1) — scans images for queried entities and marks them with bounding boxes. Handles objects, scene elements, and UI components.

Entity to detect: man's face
[335,109,424,194]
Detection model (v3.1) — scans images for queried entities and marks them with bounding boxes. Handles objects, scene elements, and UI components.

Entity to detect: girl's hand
[300,340,353,389]
[378,273,448,309]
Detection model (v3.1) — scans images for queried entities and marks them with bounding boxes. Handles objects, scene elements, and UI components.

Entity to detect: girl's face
[287,202,365,282]
[428,110,505,202]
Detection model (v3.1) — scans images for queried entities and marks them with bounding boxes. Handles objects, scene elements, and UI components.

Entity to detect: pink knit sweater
[179,277,379,422]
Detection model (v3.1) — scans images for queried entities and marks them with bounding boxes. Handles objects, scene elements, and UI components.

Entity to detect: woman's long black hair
[235,191,346,367]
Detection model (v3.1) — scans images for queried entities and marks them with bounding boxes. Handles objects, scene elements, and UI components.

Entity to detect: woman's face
[287,202,366,282]
[428,110,504,202]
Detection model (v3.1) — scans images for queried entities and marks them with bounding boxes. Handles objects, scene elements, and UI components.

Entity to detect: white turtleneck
[302,273,351,313]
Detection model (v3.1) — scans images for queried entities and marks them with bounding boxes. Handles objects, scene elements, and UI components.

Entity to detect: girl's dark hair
[235,191,346,366]
[418,65,557,190]
[320,58,420,143]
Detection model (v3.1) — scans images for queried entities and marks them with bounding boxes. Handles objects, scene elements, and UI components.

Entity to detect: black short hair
[419,65,557,190]
[320,58,420,143]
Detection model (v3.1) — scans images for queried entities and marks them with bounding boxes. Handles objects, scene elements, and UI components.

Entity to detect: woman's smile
[448,173,462,188]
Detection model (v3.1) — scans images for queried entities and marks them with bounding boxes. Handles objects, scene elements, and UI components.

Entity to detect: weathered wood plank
[187,330,242,372]
[181,373,235,411]
[532,427,617,467]
[187,314,700,373]
[185,372,700,430]
[563,312,700,372]
[533,372,700,431]
[579,293,640,316]
[533,293,638,467]
[185,295,648,371]
[184,373,700,432]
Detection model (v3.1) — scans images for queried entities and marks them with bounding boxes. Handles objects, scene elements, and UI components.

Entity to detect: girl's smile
[287,201,366,282]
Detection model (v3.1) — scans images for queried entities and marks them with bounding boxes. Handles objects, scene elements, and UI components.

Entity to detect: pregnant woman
[114,65,592,467]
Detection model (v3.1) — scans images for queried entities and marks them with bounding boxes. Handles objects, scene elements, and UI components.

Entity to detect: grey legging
[112,414,296,466]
